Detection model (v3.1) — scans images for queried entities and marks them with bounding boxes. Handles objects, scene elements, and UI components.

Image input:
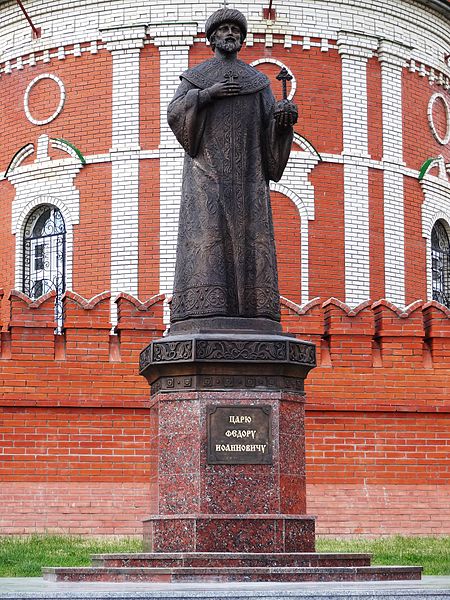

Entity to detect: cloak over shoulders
[180,57,270,94]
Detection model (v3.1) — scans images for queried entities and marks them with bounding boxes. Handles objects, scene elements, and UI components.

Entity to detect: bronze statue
[168,8,298,329]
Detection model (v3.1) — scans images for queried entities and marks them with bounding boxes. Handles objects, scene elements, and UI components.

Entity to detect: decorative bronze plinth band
[151,374,306,395]
[140,334,316,373]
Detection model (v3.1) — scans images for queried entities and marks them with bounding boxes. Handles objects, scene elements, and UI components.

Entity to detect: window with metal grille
[23,205,66,325]
[431,219,450,308]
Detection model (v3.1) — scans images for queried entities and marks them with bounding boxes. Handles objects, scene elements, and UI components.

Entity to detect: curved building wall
[0,0,449,536]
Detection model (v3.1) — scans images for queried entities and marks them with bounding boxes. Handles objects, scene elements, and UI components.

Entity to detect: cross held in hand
[224,70,239,84]
[276,67,293,100]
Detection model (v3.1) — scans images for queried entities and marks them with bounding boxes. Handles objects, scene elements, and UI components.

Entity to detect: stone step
[42,565,422,583]
[90,551,372,568]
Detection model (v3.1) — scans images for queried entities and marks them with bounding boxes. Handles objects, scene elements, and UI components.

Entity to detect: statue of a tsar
[168,8,298,326]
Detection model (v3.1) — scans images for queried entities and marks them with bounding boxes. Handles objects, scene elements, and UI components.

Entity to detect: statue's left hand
[274,99,298,127]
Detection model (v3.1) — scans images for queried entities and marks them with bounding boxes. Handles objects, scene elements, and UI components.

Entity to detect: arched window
[431,219,450,307]
[23,205,66,322]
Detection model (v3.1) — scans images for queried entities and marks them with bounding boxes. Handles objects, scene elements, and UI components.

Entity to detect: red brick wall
[403,70,450,169]
[0,181,16,326]
[0,407,152,482]
[272,191,302,304]
[0,483,152,535]
[367,57,383,162]
[307,411,449,486]
[308,484,450,536]
[140,43,160,150]
[0,49,112,172]
[309,163,345,299]
[404,176,427,305]
[138,160,160,299]
[0,294,448,535]
[73,164,112,298]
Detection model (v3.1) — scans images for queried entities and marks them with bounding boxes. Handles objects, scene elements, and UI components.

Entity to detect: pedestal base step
[143,514,316,553]
[90,552,372,569]
[42,565,422,583]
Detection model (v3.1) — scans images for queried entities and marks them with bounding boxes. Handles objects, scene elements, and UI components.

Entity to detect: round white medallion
[24,74,66,126]
[428,92,450,145]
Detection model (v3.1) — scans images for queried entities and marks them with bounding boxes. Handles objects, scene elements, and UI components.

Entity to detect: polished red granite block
[143,514,315,553]
[279,433,305,475]
[280,474,306,514]
[90,551,373,568]
[200,467,279,513]
[143,517,195,553]
[159,433,200,473]
[158,474,201,513]
[42,565,423,583]
[152,390,308,516]
[144,389,314,552]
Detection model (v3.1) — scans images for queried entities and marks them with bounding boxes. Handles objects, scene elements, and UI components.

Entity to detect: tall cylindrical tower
[0,0,449,537]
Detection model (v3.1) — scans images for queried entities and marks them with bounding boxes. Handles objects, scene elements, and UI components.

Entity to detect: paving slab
[0,576,449,600]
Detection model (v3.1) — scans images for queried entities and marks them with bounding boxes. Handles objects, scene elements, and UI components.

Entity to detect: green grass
[0,535,449,577]
[0,535,143,577]
[317,536,450,576]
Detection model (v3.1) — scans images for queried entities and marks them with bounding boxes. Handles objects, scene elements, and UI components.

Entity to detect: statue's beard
[215,38,242,53]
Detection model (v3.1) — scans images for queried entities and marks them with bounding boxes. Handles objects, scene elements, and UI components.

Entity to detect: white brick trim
[151,25,197,324]
[14,196,75,293]
[343,162,370,305]
[428,92,450,145]
[102,26,146,322]
[250,58,297,100]
[0,42,108,76]
[270,182,310,305]
[378,40,412,308]
[338,32,378,306]
[1,0,449,70]
[23,73,66,126]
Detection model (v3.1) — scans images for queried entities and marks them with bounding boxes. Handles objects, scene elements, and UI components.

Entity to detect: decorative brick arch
[14,196,75,293]
[270,182,310,305]
[421,178,450,301]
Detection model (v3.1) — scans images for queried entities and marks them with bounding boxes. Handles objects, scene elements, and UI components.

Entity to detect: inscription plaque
[207,405,272,465]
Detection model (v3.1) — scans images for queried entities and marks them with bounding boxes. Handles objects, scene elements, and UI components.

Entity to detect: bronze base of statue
[169,316,283,335]
[139,329,316,395]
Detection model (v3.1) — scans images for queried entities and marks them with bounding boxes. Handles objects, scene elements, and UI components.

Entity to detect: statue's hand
[208,80,242,99]
[274,99,298,127]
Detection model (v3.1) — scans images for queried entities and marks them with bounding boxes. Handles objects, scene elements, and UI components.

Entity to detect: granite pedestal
[42,320,422,582]
[139,322,316,555]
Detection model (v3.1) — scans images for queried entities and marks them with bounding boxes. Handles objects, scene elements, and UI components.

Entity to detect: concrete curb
[0,576,449,599]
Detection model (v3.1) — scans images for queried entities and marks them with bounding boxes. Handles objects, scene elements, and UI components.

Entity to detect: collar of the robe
[180,58,270,95]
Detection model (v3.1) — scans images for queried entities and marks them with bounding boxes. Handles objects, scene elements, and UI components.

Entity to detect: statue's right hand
[208,81,242,98]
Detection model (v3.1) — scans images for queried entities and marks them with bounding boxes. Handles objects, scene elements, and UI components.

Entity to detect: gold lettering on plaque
[229,415,252,424]
[224,429,257,439]
[208,405,272,465]
[214,443,268,453]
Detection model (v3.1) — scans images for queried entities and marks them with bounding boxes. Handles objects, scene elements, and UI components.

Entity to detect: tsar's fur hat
[205,9,248,42]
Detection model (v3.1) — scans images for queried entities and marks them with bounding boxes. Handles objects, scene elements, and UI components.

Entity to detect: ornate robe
[168,57,293,324]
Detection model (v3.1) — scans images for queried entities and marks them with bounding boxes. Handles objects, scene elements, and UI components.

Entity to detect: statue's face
[212,22,242,53]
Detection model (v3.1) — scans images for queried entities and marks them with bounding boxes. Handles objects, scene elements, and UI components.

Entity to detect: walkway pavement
[0,576,449,600]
